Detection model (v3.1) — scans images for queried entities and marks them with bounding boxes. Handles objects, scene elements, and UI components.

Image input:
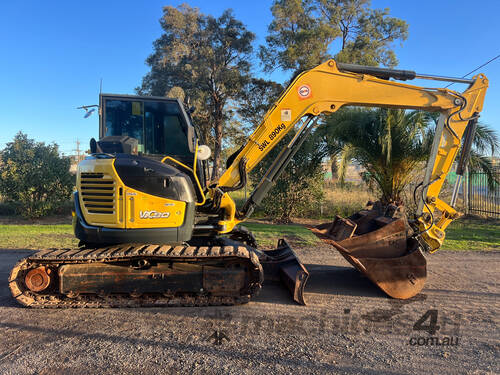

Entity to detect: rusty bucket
[311,212,426,299]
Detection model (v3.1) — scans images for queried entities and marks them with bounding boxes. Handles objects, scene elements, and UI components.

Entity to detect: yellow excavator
[9,60,488,307]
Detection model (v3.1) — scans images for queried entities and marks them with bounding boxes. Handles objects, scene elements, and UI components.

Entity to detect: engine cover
[74,154,196,244]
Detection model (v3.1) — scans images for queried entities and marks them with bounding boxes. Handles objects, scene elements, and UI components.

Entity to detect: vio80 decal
[139,210,171,219]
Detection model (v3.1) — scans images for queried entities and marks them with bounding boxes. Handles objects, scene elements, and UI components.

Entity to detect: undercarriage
[9,240,308,308]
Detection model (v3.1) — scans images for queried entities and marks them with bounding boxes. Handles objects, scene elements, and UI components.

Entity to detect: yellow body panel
[123,188,185,229]
[77,158,186,229]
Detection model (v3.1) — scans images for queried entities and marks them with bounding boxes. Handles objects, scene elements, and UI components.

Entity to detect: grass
[319,185,373,218]
[0,185,497,251]
[245,218,499,251]
[0,224,78,249]
[242,222,320,248]
[0,217,497,251]
[441,218,500,251]
[0,222,321,250]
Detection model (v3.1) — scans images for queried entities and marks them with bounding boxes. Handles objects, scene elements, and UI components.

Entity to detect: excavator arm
[212,59,488,254]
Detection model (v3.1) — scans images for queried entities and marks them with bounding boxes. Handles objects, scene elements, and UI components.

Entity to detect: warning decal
[281,109,292,122]
[297,84,312,99]
[132,102,142,115]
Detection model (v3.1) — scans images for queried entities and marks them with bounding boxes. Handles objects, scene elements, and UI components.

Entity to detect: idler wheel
[25,267,51,292]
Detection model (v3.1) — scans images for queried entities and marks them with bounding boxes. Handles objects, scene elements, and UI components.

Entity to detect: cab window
[103,98,192,157]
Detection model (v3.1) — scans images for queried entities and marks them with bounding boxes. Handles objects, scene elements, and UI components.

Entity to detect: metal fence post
[463,166,468,215]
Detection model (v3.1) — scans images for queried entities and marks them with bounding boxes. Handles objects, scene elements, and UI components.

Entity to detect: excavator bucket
[259,239,309,305]
[311,204,427,299]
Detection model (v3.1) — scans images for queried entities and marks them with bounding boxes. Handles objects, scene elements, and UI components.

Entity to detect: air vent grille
[80,173,115,214]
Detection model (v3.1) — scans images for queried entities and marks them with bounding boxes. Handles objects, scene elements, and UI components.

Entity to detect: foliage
[251,128,326,223]
[465,123,499,189]
[253,0,409,218]
[0,132,74,218]
[322,107,499,204]
[223,78,285,167]
[231,77,327,224]
[322,108,432,203]
[138,4,255,180]
[237,78,285,133]
[260,0,332,73]
[260,0,408,73]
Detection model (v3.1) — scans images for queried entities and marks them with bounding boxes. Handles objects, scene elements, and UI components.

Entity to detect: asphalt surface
[0,247,498,375]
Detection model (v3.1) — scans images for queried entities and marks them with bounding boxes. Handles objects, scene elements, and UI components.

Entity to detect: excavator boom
[214,60,488,250]
[210,59,487,299]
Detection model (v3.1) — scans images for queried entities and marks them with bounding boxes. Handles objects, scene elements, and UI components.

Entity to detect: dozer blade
[259,239,309,305]
[312,216,426,299]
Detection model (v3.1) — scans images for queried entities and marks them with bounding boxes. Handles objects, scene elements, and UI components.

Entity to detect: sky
[1,0,499,155]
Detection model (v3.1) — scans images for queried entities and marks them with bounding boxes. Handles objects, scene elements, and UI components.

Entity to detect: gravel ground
[0,246,498,375]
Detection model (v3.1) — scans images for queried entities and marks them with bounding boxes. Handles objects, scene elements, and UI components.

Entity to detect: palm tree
[321,107,498,204]
[466,123,498,189]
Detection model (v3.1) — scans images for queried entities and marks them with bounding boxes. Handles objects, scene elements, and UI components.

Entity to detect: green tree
[331,108,430,203]
[252,129,326,223]
[260,0,333,73]
[260,0,408,73]
[237,78,284,134]
[138,5,255,181]
[323,108,499,204]
[0,132,74,218]
[465,123,499,189]
[233,78,284,155]
[233,77,327,223]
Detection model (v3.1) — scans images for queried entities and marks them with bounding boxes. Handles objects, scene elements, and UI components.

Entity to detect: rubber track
[9,244,264,308]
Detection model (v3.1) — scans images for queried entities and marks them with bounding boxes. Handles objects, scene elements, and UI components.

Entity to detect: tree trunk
[330,158,338,181]
[209,93,225,182]
[210,118,223,182]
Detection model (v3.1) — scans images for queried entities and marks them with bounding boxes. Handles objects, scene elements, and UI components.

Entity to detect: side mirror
[197,145,211,161]
[83,108,96,118]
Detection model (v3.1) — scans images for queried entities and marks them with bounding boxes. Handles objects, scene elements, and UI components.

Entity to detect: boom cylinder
[336,62,475,84]
[237,116,318,219]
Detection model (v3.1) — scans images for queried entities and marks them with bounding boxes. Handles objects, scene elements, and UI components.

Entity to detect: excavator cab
[100,96,191,154]
[98,94,209,192]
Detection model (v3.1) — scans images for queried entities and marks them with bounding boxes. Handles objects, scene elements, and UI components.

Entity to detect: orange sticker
[297,84,312,100]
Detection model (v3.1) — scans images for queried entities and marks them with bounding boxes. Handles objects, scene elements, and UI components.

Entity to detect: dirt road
[0,246,498,375]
